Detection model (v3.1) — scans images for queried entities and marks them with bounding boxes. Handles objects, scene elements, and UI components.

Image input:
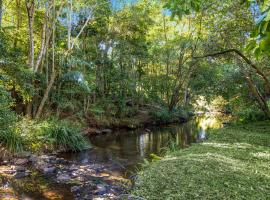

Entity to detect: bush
[150,106,190,124]
[0,130,24,153]
[235,106,267,123]
[45,121,90,152]
[20,118,90,153]
[0,87,23,153]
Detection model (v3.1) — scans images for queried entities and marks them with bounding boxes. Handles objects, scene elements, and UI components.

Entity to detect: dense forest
[0,0,269,199]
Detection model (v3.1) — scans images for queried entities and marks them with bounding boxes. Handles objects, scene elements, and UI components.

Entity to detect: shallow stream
[0,116,222,199]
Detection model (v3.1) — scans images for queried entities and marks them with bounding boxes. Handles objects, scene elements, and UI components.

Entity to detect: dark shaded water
[63,118,212,177]
[0,116,221,199]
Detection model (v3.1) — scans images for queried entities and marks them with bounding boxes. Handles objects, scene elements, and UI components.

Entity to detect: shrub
[235,106,267,123]
[0,87,23,153]
[45,121,90,152]
[150,106,190,124]
[20,118,90,153]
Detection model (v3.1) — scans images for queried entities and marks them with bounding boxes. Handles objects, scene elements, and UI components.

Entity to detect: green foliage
[164,0,202,18]
[0,130,24,154]
[45,123,89,152]
[235,106,267,123]
[150,106,189,124]
[0,86,23,153]
[16,118,90,153]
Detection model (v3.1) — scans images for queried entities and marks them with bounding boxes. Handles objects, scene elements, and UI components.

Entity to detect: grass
[0,118,89,155]
[131,121,270,200]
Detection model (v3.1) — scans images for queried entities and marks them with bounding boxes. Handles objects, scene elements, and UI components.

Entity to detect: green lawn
[131,121,270,200]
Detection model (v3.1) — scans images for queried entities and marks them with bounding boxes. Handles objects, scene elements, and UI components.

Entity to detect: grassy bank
[131,121,270,200]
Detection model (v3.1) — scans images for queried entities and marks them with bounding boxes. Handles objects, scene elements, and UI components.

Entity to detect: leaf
[254,47,261,59]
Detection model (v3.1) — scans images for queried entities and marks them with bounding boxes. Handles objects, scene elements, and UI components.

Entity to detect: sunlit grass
[131,121,270,200]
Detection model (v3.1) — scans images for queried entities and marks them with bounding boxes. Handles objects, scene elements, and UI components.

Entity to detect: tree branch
[193,49,270,89]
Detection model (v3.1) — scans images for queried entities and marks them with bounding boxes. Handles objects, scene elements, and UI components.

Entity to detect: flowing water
[0,116,222,199]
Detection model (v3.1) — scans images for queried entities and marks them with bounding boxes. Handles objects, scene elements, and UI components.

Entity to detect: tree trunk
[14,0,22,48]
[35,72,56,119]
[34,9,48,72]
[244,74,270,118]
[169,83,182,112]
[193,49,270,96]
[35,0,57,119]
[25,0,35,69]
[67,0,72,50]
[0,0,3,28]
[194,49,270,119]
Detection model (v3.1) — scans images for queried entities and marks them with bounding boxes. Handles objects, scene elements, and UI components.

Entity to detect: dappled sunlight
[42,190,64,200]
[196,115,223,130]
[202,142,254,149]
[251,152,270,160]
[161,152,270,178]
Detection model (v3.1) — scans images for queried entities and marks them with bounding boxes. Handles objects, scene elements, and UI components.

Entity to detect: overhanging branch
[193,49,270,88]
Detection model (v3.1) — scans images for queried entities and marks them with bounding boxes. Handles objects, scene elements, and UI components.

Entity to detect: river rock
[93,184,107,195]
[71,186,81,193]
[15,158,29,165]
[57,174,71,183]
[19,151,31,158]
[15,166,26,172]
[101,129,112,134]
[56,158,69,164]
[43,166,56,174]
[13,171,29,179]
[29,155,38,163]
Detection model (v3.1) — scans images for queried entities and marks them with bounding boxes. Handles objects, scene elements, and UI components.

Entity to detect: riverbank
[84,107,191,135]
[131,121,270,199]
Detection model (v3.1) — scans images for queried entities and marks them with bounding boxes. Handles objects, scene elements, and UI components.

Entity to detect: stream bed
[0,116,222,199]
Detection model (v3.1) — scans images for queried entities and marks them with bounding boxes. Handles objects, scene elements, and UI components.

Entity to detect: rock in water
[57,174,71,183]
[13,171,29,179]
[15,158,29,165]
[43,166,56,174]
[94,184,107,195]
[15,166,26,172]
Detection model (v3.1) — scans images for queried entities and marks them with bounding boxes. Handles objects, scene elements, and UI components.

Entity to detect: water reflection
[65,116,222,176]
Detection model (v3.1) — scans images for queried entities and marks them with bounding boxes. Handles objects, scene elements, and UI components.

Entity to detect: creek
[0,115,222,199]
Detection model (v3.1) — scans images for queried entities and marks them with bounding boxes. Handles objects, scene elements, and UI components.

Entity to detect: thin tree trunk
[67,0,72,50]
[35,0,57,119]
[244,73,270,118]
[14,0,22,48]
[194,49,270,119]
[26,0,35,69]
[0,0,3,28]
[34,8,49,72]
